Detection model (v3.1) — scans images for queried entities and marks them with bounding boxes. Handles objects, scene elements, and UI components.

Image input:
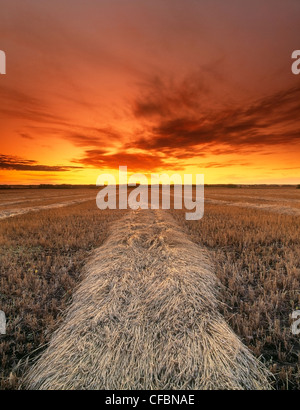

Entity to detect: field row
[172,203,300,390]
[0,188,299,389]
[0,199,126,389]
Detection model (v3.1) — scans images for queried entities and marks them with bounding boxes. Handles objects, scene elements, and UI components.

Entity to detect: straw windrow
[24,209,272,390]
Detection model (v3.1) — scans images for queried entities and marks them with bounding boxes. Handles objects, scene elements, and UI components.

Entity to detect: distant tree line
[0,184,299,189]
[0,184,98,189]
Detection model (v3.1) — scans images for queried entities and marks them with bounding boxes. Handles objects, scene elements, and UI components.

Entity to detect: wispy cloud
[66,129,121,148]
[68,78,300,173]
[72,150,176,172]
[19,133,34,140]
[132,81,300,156]
[1,0,300,183]
[0,154,82,172]
[132,72,211,119]
[0,86,69,126]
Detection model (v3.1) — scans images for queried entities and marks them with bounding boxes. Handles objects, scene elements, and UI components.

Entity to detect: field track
[206,199,300,216]
[24,209,271,390]
[0,198,93,220]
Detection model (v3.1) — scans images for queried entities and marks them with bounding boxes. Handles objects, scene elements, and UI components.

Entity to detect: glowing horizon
[1,0,300,185]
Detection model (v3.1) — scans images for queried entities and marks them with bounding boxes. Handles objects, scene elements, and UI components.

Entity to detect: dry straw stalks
[24,210,272,390]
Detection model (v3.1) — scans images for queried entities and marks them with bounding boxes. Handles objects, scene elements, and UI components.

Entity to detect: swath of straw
[24,209,272,390]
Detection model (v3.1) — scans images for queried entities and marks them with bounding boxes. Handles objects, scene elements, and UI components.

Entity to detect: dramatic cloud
[133,73,211,119]
[0,154,82,172]
[69,82,300,173]
[132,84,300,155]
[66,129,122,148]
[72,150,177,172]
[1,0,300,183]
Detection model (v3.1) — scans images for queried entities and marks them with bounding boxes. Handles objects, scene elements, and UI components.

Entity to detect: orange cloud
[0,0,300,184]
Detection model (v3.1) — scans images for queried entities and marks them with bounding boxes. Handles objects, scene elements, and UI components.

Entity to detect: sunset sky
[0,0,299,184]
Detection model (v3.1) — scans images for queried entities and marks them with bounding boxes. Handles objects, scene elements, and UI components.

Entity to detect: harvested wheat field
[0,191,126,390]
[0,189,96,220]
[1,187,299,390]
[24,209,271,390]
